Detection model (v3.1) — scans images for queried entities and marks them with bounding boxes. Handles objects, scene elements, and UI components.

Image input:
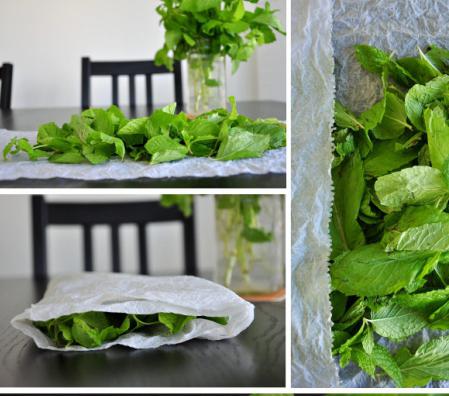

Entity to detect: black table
[0,278,285,387]
[0,101,286,188]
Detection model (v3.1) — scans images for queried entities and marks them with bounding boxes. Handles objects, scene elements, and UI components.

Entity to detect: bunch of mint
[34,311,228,348]
[154,0,285,74]
[161,194,275,288]
[331,44,449,387]
[3,97,285,165]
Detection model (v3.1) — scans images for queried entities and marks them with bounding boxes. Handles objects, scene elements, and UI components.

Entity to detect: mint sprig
[331,44,449,387]
[154,0,285,73]
[34,311,228,348]
[3,97,285,165]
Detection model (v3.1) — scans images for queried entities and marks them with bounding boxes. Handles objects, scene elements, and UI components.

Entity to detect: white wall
[0,195,217,278]
[0,0,286,108]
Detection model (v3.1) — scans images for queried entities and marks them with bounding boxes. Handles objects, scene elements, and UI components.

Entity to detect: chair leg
[111,224,120,272]
[138,224,148,275]
[81,57,91,109]
[184,215,197,276]
[174,62,183,108]
[83,224,93,271]
[0,63,13,110]
[32,196,48,280]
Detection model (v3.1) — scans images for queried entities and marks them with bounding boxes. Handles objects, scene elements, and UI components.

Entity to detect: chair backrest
[81,57,183,109]
[31,196,197,280]
[0,63,13,110]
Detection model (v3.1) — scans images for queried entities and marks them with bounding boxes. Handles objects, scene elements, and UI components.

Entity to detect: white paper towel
[11,273,255,351]
[291,0,338,388]
[0,130,286,180]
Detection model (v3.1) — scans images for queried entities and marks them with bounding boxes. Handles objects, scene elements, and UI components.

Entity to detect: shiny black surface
[0,278,285,387]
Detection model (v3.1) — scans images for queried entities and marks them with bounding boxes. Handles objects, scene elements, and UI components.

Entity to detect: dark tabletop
[0,101,286,188]
[0,278,285,387]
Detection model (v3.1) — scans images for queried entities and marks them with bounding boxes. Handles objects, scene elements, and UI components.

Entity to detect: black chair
[31,196,197,280]
[81,57,183,109]
[0,63,13,110]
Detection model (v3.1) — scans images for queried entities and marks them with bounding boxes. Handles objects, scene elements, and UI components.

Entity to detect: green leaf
[333,298,366,331]
[160,195,193,217]
[48,151,85,164]
[98,133,125,160]
[405,74,449,130]
[393,287,449,316]
[364,139,418,178]
[82,108,115,135]
[375,166,449,211]
[330,151,366,258]
[333,330,351,350]
[355,44,391,74]
[117,117,149,137]
[179,0,221,13]
[359,98,386,132]
[425,45,449,74]
[334,101,363,130]
[369,304,428,340]
[216,128,270,160]
[158,312,195,334]
[71,317,102,348]
[373,92,411,140]
[424,106,449,170]
[352,347,376,378]
[186,118,220,138]
[362,325,374,354]
[34,311,227,348]
[145,135,188,164]
[400,336,449,386]
[397,56,440,85]
[202,316,229,326]
[165,30,182,50]
[386,222,449,252]
[331,243,437,296]
[224,21,249,34]
[37,122,70,146]
[332,129,355,168]
[371,343,404,387]
[330,291,348,323]
[241,226,272,243]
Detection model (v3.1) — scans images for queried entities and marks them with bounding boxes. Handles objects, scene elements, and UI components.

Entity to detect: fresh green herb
[160,195,193,217]
[154,0,285,74]
[3,97,285,165]
[331,44,449,387]
[34,311,228,348]
[161,194,275,289]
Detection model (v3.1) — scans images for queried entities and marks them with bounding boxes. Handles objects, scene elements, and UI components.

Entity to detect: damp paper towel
[291,0,338,388]
[11,273,254,351]
[0,130,285,180]
[333,0,449,388]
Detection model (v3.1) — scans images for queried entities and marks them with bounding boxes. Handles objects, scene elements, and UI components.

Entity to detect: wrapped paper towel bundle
[11,272,254,351]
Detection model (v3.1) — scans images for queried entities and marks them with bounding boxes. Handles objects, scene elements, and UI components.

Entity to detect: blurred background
[0,0,286,109]
[0,194,216,277]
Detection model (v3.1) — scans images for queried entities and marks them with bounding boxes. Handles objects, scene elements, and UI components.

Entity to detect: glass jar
[186,53,227,115]
[214,195,285,301]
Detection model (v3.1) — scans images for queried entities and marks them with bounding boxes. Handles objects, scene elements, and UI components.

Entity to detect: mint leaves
[154,0,285,73]
[331,44,449,387]
[34,311,228,348]
[3,98,285,165]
